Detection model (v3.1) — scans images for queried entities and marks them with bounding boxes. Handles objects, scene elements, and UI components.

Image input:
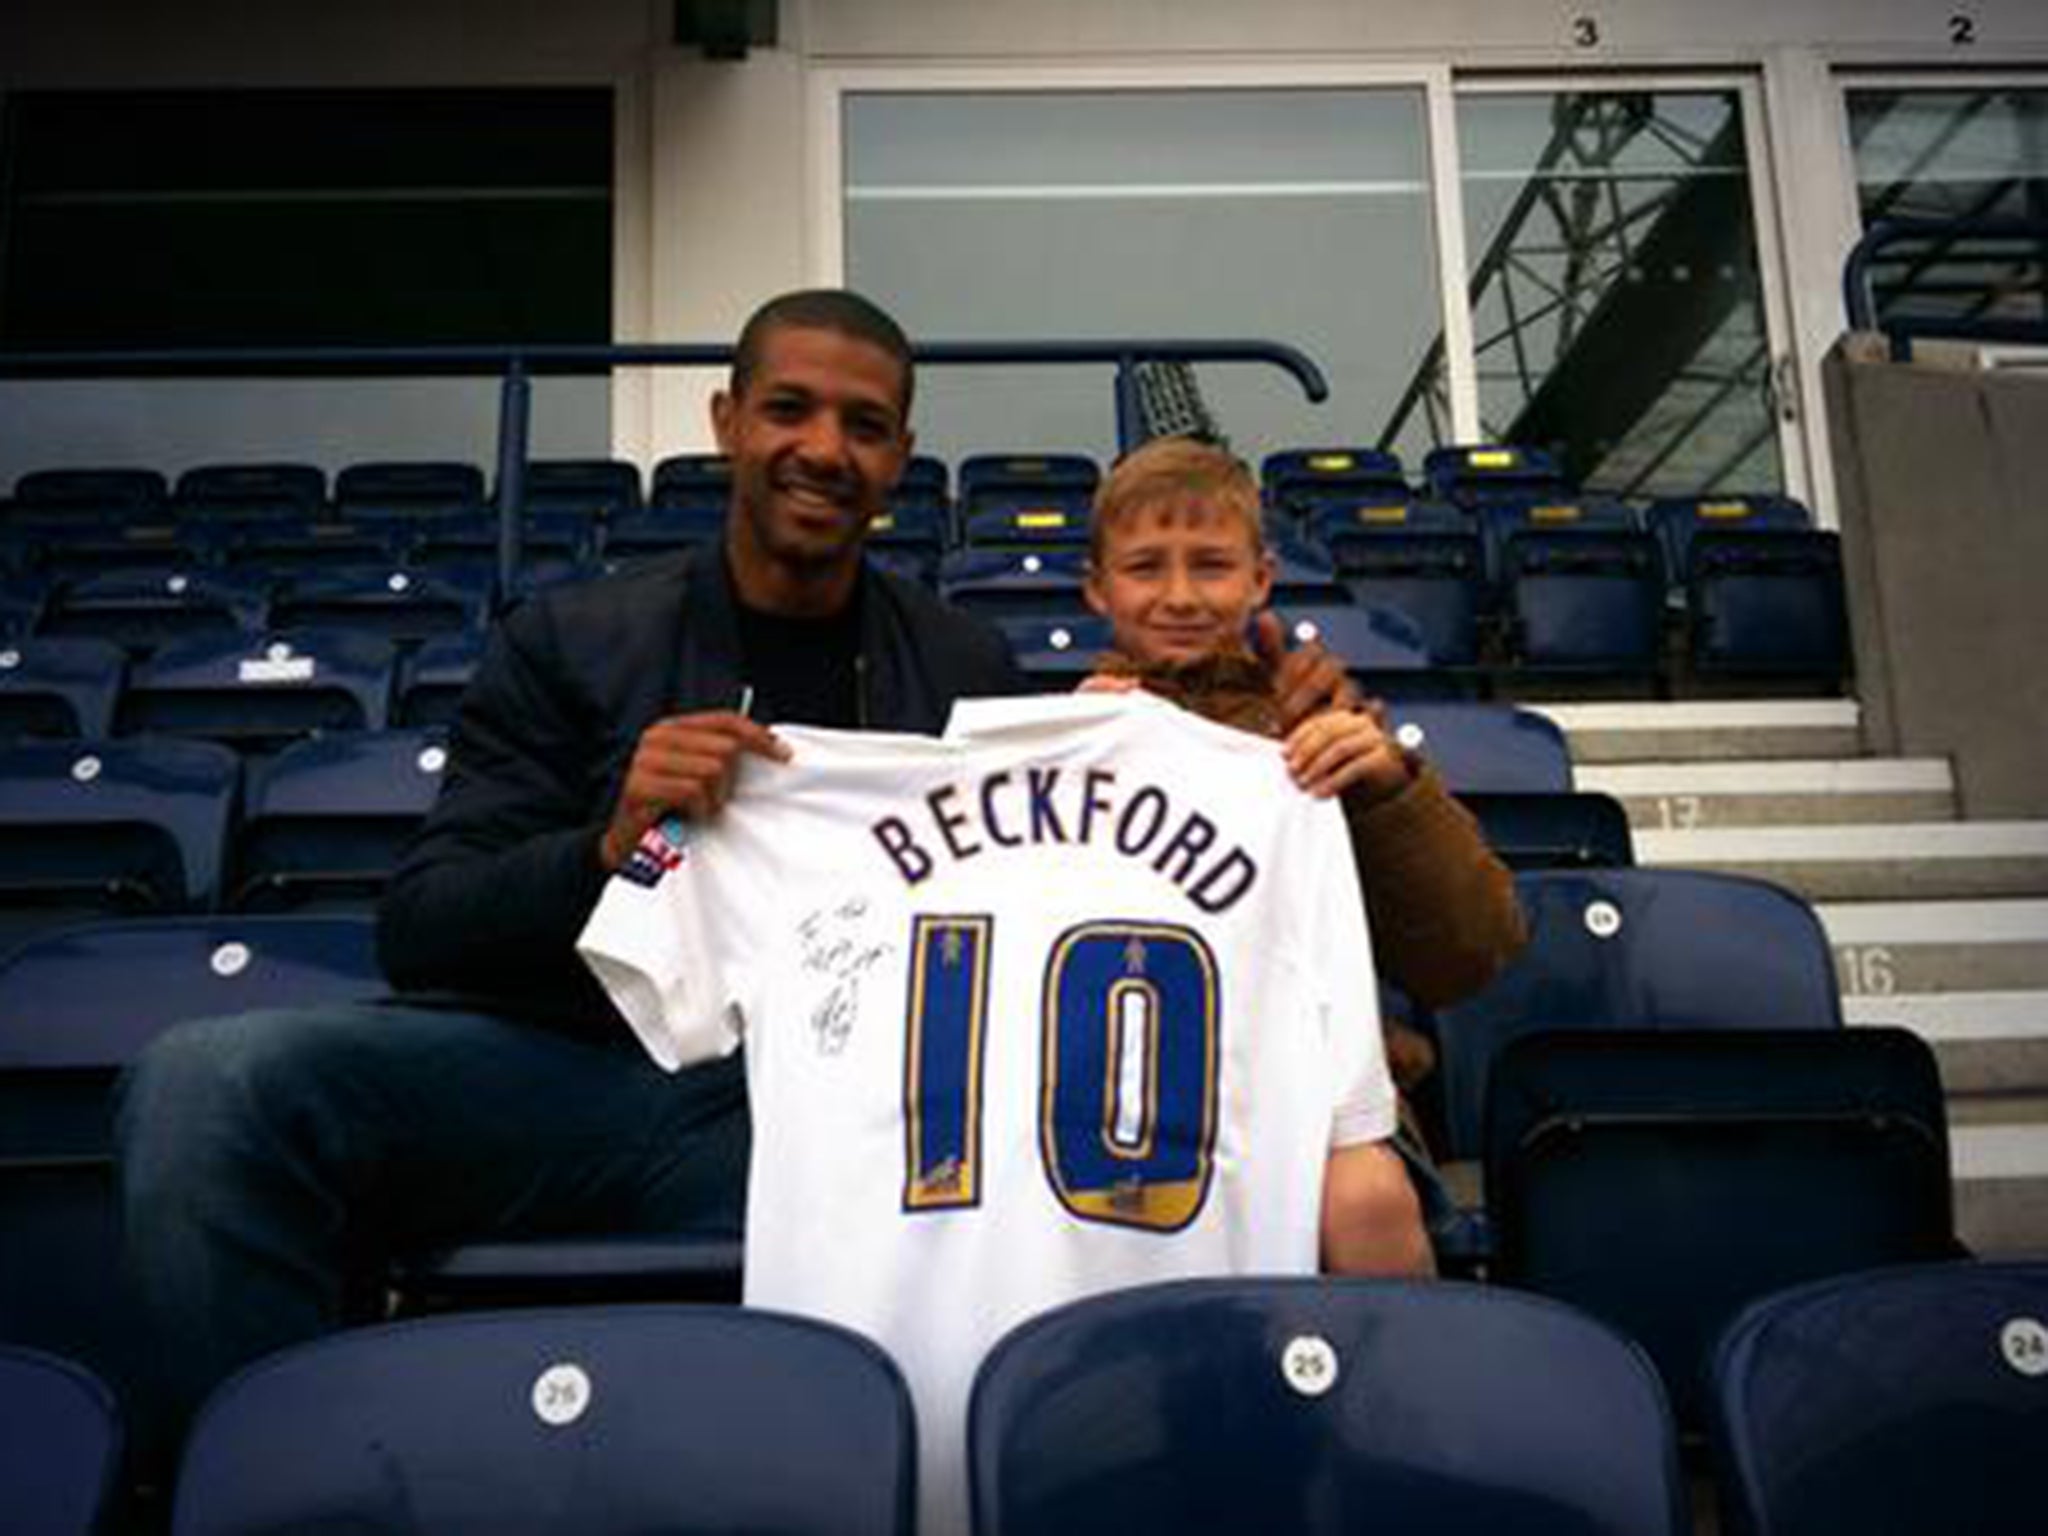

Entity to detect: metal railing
[0,338,1328,594]
[1842,217,2048,362]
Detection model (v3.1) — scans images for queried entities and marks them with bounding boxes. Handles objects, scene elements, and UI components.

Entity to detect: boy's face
[1085,500,1274,666]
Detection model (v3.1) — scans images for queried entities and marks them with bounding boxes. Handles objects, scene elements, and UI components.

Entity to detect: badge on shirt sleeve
[622,815,695,888]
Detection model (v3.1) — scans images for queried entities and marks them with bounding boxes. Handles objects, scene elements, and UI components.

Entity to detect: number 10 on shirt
[902,914,1222,1232]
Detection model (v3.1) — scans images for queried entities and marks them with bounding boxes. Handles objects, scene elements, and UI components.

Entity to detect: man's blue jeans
[114,1000,748,1436]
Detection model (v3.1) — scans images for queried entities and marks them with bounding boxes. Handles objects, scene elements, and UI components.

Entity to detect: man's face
[1085,501,1274,665]
[713,323,912,592]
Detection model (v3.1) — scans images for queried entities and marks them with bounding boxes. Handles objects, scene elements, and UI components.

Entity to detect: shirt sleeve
[1298,797,1400,1149]
[576,821,742,1073]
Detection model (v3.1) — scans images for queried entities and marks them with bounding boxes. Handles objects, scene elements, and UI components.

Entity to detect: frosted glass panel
[845,89,1444,474]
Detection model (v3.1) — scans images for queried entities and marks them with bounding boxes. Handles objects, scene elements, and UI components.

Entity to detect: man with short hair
[116,289,1023,1439]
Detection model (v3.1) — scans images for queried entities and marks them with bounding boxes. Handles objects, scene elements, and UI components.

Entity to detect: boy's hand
[1283,704,1411,802]
[1076,673,1142,695]
[599,711,790,871]
[1253,609,1362,730]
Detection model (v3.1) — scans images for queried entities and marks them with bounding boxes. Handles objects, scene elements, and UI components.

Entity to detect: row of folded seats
[2,446,1851,691]
[0,702,1633,952]
[0,886,2003,1530]
[13,1258,2046,1536]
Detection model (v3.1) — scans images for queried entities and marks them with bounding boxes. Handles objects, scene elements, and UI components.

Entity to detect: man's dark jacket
[376,548,1023,1039]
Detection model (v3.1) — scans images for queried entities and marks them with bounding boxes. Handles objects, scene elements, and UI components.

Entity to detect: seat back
[1710,1260,2048,1536]
[649,452,731,508]
[120,628,396,754]
[1428,867,1842,1158]
[1460,790,1636,870]
[233,729,448,910]
[1488,1028,1958,1430]
[971,1276,1686,1536]
[39,567,267,655]
[174,462,328,517]
[515,458,643,518]
[1387,702,1573,792]
[1687,529,1849,682]
[1647,493,1811,584]
[0,916,380,1467]
[0,1345,123,1536]
[1423,443,1570,508]
[1275,603,1434,695]
[333,460,486,516]
[173,1306,915,1536]
[0,736,239,952]
[1262,446,1410,519]
[14,468,169,518]
[0,637,126,741]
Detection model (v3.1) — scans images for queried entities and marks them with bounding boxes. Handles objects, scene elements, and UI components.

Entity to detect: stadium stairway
[1539,698,2048,1258]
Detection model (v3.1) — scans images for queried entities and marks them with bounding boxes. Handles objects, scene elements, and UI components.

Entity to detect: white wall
[1,0,2044,481]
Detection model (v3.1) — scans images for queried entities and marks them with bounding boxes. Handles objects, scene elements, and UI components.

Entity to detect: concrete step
[1821,900,2048,997]
[1848,994,2048,1094]
[1952,1122,2048,1257]
[1578,758,1956,830]
[1533,699,1863,765]
[1635,822,2048,902]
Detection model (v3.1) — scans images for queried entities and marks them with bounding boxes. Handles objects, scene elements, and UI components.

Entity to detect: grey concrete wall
[1826,336,2048,817]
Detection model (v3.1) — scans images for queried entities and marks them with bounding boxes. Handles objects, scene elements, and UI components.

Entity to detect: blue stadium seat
[1274,603,1436,697]
[215,509,410,574]
[13,467,169,518]
[940,550,1089,622]
[173,1306,915,1536]
[867,498,949,585]
[1645,492,1812,586]
[515,457,643,518]
[174,462,327,517]
[1261,446,1410,526]
[1385,702,1573,793]
[0,737,238,953]
[394,630,483,728]
[1458,791,1636,872]
[971,1276,1686,1536]
[333,460,486,516]
[1423,443,1571,509]
[0,637,126,741]
[28,512,196,583]
[649,453,731,508]
[1314,504,1487,670]
[232,729,447,911]
[604,503,724,559]
[1427,867,1842,1159]
[268,563,492,642]
[408,509,598,570]
[990,613,1113,689]
[961,489,1093,551]
[119,629,396,755]
[1264,544,1356,608]
[957,452,1099,520]
[1710,1260,2048,1536]
[0,915,381,1466]
[1687,529,1849,684]
[38,567,267,655]
[0,1345,122,1536]
[1500,512,1667,681]
[1487,1028,1957,1428]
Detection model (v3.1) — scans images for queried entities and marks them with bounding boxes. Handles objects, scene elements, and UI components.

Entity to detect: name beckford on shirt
[576,692,1394,1536]
[869,764,1260,915]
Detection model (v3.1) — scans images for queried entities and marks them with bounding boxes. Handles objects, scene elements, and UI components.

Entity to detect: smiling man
[114,290,1025,1454]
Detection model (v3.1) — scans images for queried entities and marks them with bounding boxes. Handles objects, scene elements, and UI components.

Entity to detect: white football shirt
[579,690,1394,1536]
